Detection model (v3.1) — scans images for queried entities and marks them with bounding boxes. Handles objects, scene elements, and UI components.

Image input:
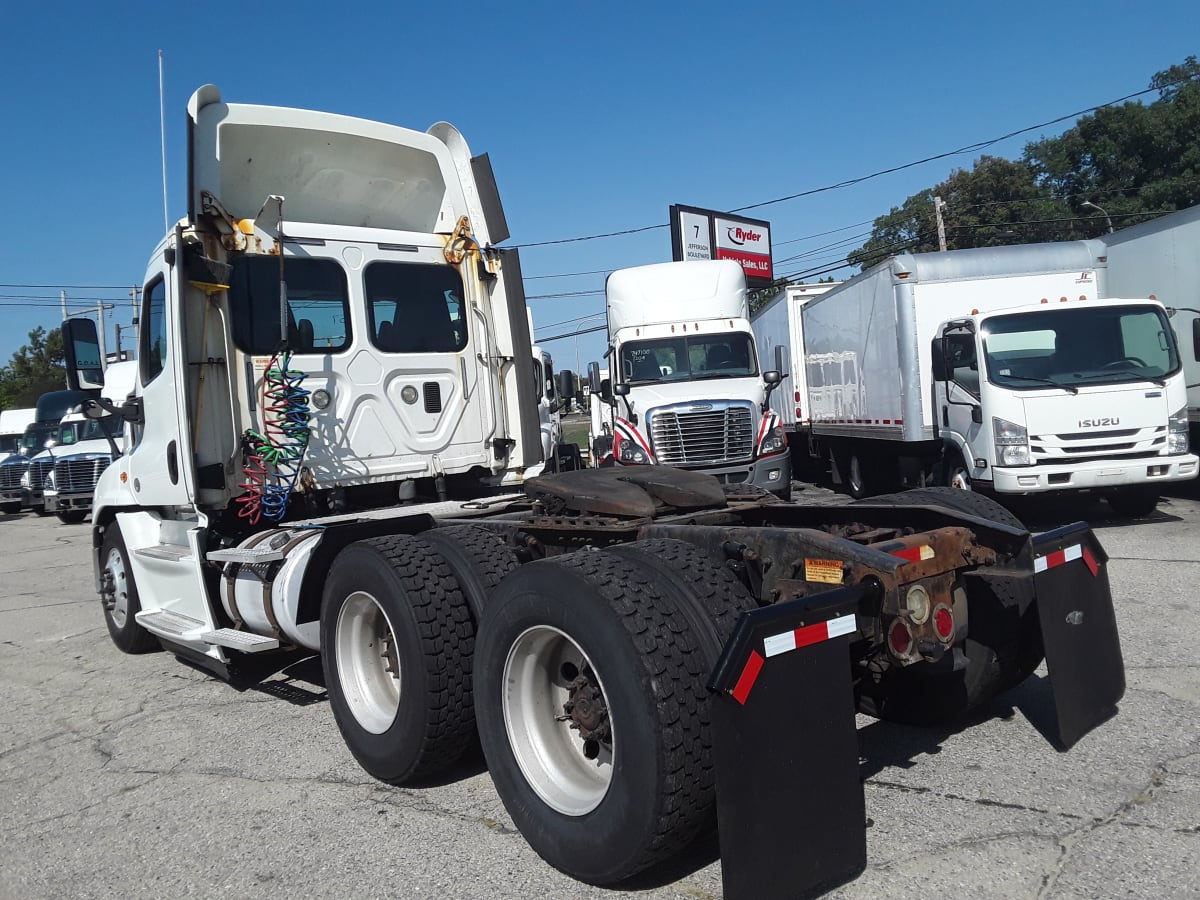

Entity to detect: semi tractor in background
[0,407,37,464]
[586,259,791,497]
[1101,203,1200,445]
[0,389,97,514]
[60,86,1126,897]
[751,242,1196,515]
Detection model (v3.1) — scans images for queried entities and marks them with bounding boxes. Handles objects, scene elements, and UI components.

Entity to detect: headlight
[1168,407,1190,455]
[757,424,788,457]
[993,416,1031,466]
[618,442,649,464]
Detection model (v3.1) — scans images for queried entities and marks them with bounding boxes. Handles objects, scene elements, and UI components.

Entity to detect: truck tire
[0,501,21,515]
[1107,489,1159,518]
[57,510,87,524]
[419,525,519,620]
[321,535,476,785]
[474,552,714,885]
[863,486,1025,531]
[99,524,159,654]
[941,447,973,491]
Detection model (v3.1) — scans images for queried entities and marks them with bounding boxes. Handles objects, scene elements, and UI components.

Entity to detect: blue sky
[1,2,1195,376]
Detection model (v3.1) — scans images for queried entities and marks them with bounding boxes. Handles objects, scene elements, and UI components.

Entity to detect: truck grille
[1031,424,1166,465]
[54,454,111,492]
[649,404,755,466]
[27,457,55,491]
[0,457,28,489]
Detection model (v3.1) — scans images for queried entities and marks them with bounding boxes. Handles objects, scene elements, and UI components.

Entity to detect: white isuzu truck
[1100,203,1200,446]
[62,86,1127,898]
[753,242,1196,514]
[586,260,791,497]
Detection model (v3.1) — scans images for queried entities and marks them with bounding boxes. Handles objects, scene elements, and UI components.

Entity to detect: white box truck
[1101,203,1200,445]
[754,242,1197,514]
[586,260,791,497]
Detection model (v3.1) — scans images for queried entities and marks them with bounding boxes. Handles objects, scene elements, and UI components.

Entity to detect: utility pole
[934,196,948,252]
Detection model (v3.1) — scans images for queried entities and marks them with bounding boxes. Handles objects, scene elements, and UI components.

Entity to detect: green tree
[0,327,67,410]
[848,57,1200,270]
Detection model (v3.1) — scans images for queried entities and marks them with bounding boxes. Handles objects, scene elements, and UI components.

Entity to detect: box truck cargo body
[756,242,1196,513]
[1101,203,1200,443]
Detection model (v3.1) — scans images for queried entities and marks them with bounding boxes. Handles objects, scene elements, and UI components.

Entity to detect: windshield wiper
[1074,370,1166,387]
[996,374,1078,394]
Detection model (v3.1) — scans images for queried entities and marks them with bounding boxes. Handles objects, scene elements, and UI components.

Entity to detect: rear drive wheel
[474,552,714,885]
[100,524,158,654]
[321,535,476,784]
[419,525,519,621]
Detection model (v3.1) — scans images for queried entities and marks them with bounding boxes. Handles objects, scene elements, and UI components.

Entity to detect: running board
[136,609,208,639]
[134,543,194,562]
[201,628,279,653]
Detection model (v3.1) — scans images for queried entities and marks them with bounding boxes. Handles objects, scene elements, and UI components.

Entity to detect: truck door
[129,243,196,507]
[933,322,984,471]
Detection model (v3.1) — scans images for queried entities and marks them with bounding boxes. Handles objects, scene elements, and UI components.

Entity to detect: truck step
[136,609,207,639]
[135,543,194,562]
[206,546,286,564]
[200,628,280,653]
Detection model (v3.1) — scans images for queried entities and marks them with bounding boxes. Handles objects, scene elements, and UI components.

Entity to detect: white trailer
[586,260,791,497]
[1101,203,1200,443]
[754,243,1197,514]
[58,86,1128,897]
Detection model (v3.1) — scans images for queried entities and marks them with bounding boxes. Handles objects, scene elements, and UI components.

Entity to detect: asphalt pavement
[1,484,1197,899]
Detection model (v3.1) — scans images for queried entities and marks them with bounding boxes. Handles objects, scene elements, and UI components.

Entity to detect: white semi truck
[1100,203,1200,446]
[586,260,791,497]
[0,407,36,464]
[62,86,1126,897]
[752,243,1197,514]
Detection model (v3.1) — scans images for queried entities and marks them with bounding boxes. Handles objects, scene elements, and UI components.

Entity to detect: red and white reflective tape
[730,613,857,705]
[613,416,655,464]
[1035,543,1099,577]
[891,544,934,563]
[764,613,857,657]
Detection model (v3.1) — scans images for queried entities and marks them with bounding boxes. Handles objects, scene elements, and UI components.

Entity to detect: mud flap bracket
[1032,522,1125,750]
[707,585,869,900]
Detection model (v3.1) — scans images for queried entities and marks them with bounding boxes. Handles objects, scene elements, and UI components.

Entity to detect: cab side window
[141,277,167,385]
[945,334,979,396]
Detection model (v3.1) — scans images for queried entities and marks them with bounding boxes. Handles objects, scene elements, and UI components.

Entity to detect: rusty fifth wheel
[473,550,717,885]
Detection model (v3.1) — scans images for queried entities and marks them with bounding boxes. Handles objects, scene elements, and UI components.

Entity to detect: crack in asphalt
[867,778,1088,821]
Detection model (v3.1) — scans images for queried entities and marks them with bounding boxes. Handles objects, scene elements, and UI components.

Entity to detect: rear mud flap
[1032,523,1125,750]
[707,586,868,900]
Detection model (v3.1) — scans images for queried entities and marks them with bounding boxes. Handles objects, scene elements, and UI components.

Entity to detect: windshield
[982,305,1180,389]
[20,424,57,454]
[618,333,758,385]
[0,435,18,455]
[58,416,122,445]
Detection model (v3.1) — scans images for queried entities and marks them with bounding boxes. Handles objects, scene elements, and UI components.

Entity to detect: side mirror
[971,406,983,425]
[613,383,630,397]
[600,378,613,403]
[587,361,602,394]
[62,317,105,391]
[44,438,58,450]
[1193,319,1200,363]
[548,399,561,415]
[763,370,782,386]
[774,344,788,378]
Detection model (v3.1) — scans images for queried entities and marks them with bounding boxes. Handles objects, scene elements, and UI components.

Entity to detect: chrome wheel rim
[335,591,401,734]
[105,547,130,627]
[502,625,614,816]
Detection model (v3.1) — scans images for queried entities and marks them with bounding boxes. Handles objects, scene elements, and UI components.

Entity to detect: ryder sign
[670,204,773,288]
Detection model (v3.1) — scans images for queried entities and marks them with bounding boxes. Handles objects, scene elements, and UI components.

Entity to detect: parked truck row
[57,85,1127,898]
[752,241,1198,514]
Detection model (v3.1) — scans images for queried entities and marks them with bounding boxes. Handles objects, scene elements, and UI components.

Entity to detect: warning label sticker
[805,558,844,584]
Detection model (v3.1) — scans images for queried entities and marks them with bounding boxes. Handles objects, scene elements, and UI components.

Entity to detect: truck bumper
[0,488,24,506]
[43,491,93,514]
[991,453,1198,493]
[670,455,791,497]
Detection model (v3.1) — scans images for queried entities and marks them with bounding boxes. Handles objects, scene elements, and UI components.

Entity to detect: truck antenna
[158,50,168,234]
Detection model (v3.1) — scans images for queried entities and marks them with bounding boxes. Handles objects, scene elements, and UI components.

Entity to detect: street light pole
[1082,201,1114,234]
